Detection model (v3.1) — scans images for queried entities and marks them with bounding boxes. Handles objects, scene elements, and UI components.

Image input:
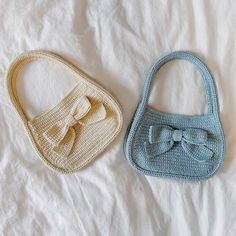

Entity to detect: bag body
[7,51,123,174]
[124,51,224,181]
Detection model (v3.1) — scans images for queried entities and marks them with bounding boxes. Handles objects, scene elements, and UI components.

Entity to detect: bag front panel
[28,81,121,172]
[129,106,224,179]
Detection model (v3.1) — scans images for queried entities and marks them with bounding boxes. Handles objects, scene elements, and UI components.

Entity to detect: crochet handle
[7,51,89,123]
[140,51,219,115]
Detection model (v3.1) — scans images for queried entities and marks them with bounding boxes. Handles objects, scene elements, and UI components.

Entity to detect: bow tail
[182,141,213,163]
[53,127,76,157]
[144,141,174,158]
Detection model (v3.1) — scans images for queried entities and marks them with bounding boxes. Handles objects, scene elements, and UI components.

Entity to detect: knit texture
[7,51,123,174]
[124,51,225,181]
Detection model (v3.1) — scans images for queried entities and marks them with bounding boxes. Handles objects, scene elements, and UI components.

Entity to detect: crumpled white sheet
[1,0,236,235]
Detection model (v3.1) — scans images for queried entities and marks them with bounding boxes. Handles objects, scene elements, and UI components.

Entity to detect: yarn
[7,51,123,174]
[124,51,224,181]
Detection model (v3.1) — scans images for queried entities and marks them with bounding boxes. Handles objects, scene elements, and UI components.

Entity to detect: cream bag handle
[7,50,116,124]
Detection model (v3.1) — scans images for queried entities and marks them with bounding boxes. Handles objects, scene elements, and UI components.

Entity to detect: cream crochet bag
[7,51,123,173]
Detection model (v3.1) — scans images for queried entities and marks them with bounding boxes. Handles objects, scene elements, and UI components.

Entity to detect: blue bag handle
[140,51,219,115]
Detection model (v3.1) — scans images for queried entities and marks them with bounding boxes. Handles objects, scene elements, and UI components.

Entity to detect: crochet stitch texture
[124,51,225,181]
[7,51,123,174]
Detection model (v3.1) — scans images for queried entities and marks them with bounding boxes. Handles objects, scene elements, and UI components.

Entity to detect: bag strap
[140,51,219,115]
[7,50,94,124]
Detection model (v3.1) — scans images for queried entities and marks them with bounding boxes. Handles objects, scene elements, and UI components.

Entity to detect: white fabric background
[0,1,236,235]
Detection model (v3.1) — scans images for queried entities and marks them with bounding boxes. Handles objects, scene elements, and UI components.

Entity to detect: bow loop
[43,96,106,157]
[71,96,91,120]
[149,125,173,143]
[145,125,213,162]
[79,102,106,126]
[183,128,208,145]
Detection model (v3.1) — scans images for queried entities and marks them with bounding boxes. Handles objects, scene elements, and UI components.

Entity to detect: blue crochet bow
[144,125,213,162]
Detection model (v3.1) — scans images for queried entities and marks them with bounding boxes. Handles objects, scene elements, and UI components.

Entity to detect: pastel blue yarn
[124,51,225,181]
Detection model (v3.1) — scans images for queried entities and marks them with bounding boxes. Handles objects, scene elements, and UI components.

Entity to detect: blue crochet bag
[124,51,225,181]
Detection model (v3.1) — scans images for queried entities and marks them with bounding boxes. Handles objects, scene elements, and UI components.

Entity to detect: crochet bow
[43,96,106,157]
[144,125,213,162]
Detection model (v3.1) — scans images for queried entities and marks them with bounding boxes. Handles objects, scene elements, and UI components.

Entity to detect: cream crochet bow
[43,96,106,157]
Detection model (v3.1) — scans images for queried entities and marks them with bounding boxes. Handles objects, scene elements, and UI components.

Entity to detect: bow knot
[144,125,213,162]
[172,129,183,142]
[64,114,78,127]
[43,96,106,157]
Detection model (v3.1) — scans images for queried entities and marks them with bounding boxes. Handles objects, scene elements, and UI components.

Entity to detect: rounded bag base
[124,108,224,181]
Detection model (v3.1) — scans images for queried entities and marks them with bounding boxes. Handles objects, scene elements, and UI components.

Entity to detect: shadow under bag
[124,51,225,181]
